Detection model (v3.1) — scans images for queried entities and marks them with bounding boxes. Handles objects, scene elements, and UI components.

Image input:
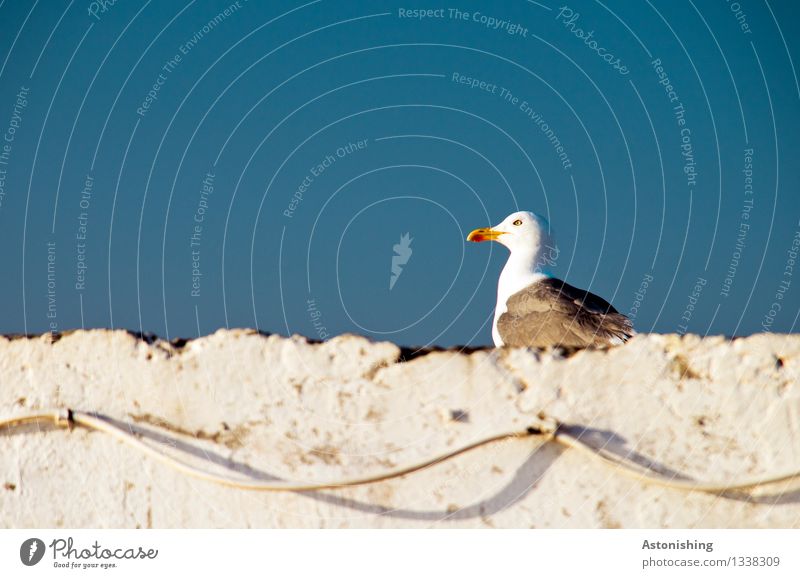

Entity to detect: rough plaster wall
[1,329,799,528]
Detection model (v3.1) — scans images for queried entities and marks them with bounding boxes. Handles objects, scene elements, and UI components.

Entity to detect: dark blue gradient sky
[0,0,797,346]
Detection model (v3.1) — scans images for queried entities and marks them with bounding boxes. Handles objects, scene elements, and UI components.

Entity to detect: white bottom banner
[1,529,797,577]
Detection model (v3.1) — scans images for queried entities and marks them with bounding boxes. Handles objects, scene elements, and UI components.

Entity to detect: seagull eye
[512,219,523,226]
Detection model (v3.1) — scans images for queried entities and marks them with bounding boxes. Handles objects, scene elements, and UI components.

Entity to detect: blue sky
[0,0,797,346]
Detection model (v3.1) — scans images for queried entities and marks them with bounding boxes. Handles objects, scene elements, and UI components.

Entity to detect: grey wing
[496,278,634,348]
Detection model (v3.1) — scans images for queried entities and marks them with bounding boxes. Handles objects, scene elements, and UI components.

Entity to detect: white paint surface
[1,330,799,528]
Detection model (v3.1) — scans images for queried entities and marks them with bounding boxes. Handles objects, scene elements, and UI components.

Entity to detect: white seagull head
[466,211,555,269]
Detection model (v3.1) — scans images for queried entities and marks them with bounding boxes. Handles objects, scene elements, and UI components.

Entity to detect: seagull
[467,211,634,348]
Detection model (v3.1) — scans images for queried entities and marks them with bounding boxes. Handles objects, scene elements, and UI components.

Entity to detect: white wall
[1,330,799,528]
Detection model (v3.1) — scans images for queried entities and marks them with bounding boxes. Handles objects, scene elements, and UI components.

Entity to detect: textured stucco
[1,329,799,528]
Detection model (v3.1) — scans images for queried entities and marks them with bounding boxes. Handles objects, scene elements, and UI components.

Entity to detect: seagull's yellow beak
[467,228,505,242]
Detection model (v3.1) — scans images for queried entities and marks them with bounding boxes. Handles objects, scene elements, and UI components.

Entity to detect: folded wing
[497,277,634,348]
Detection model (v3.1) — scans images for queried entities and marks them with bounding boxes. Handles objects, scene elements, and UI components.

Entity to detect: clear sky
[0,0,797,347]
